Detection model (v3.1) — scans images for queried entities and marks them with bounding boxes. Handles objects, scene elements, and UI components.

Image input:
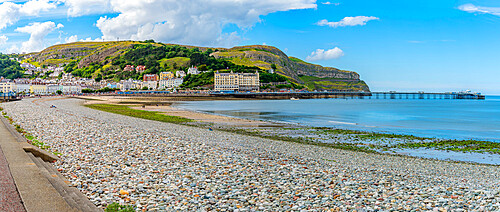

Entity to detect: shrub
[105,203,135,212]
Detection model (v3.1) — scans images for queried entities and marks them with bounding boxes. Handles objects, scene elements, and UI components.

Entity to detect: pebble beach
[3,97,500,211]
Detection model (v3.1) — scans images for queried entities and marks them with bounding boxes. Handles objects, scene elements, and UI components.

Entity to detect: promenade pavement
[0,141,25,212]
[0,117,74,212]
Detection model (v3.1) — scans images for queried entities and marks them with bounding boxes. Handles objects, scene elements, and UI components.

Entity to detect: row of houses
[137,69,189,90]
[118,77,184,91]
[20,63,65,76]
[0,81,82,95]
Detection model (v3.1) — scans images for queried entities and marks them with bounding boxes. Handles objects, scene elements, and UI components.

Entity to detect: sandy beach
[79,95,277,127]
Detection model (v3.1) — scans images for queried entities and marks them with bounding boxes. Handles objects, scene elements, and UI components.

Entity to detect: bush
[105,203,135,212]
[14,124,24,133]
[276,84,294,89]
[259,71,288,83]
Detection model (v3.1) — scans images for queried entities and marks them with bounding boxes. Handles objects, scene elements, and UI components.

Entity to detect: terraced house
[159,71,174,80]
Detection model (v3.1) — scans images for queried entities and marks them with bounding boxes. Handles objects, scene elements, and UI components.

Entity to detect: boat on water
[290,97,299,100]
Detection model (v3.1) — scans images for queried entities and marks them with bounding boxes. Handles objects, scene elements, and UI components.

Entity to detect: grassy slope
[21,58,40,67]
[159,57,191,69]
[288,56,308,64]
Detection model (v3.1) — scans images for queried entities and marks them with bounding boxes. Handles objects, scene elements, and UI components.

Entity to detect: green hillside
[299,75,369,91]
[0,54,24,79]
[17,41,369,91]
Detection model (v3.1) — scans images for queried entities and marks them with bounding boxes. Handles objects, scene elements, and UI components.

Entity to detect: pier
[369,92,485,100]
[110,91,485,100]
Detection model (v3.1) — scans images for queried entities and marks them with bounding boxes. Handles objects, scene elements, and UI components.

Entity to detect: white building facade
[142,81,158,90]
[62,85,82,94]
[159,78,183,89]
[0,82,16,94]
[47,84,62,94]
[214,71,259,92]
[16,84,31,94]
[187,66,200,75]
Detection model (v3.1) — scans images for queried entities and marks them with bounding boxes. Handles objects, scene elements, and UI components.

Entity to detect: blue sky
[0,0,499,94]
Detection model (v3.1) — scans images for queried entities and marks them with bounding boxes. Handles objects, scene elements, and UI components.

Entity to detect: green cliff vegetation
[299,75,369,91]
[0,53,24,79]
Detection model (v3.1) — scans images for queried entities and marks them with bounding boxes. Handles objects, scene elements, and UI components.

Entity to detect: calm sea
[174,96,500,142]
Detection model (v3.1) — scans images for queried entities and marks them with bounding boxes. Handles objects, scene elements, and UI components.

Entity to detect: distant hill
[19,41,370,91]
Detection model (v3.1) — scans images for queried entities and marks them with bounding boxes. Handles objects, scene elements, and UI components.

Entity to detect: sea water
[174,96,500,142]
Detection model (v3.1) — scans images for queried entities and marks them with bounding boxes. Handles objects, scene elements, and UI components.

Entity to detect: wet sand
[78,95,278,127]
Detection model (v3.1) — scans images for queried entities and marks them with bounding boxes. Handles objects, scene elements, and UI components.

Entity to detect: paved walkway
[0,118,75,212]
[0,143,25,212]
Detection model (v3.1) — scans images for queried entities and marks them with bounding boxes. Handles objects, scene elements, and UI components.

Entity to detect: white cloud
[317,16,379,28]
[19,0,57,15]
[306,47,344,61]
[65,35,78,43]
[5,45,20,54]
[79,37,102,42]
[0,2,21,30]
[61,0,316,47]
[458,4,500,16]
[63,0,112,17]
[0,0,57,30]
[215,32,241,47]
[15,21,63,53]
[0,35,7,45]
[408,40,424,44]
[322,2,340,6]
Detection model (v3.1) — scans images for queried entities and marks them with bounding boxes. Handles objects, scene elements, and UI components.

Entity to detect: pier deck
[109,91,485,100]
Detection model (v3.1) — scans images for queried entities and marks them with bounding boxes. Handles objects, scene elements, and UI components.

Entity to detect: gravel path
[3,97,500,211]
[0,139,26,212]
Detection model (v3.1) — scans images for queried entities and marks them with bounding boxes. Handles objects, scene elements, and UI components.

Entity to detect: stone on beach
[2,98,500,211]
